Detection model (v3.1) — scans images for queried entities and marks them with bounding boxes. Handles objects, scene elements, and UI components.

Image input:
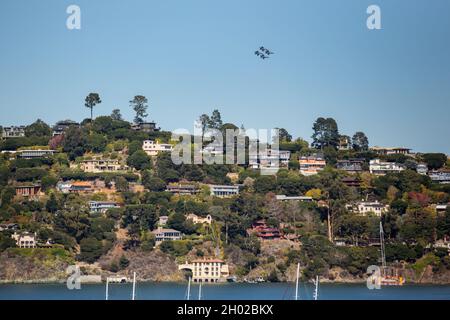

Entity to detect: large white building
[18,149,56,159]
[209,185,239,197]
[249,149,291,170]
[2,126,25,139]
[77,158,128,173]
[369,159,405,175]
[142,140,173,156]
[151,227,182,245]
[350,201,389,217]
[11,232,37,248]
[88,201,120,213]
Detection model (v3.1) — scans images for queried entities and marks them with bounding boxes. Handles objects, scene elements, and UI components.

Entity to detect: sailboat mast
[198,282,202,300]
[105,277,109,301]
[295,263,300,301]
[187,277,191,300]
[380,221,386,269]
[313,276,319,301]
[132,272,136,301]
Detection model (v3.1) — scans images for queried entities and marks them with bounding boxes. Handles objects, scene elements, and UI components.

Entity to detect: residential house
[428,170,450,184]
[369,159,405,175]
[209,185,239,197]
[18,149,56,159]
[165,184,199,195]
[351,200,389,217]
[416,164,428,175]
[0,223,18,232]
[186,214,212,225]
[131,122,160,132]
[15,184,42,198]
[78,158,128,173]
[275,195,313,202]
[370,146,411,156]
[52,120,79,136]
[178,259,230,283]
[342,177,362,188]
[68,181,94,193]
[338,136,351,151]
[336,159,364,174]
[2,126,25,139]
[299,155,326,176]
[88,201,120,213]
[142,140,173,156]
[151,227,182,245]
[249,149,291,170]
[247,220,281,240]
[11,232,37,248]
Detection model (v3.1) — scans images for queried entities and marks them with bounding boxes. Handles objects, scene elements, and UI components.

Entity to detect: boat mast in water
[295,263,300,300]
[105,277,109,301]
[313,276,319,301]
[198,282,202,300]
[132,272,136,301]
[380,221,387,275]
[186,277,191,300]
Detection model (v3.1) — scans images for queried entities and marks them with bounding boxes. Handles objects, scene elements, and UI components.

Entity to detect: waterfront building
[186,214,212,225]
[178,259,230,283]
[165,184,199,195]
[15,184,42,198]
[18,149,56,159]
[142,140,173,156]
[209,185,239,197]
[299,155,326,176]
[370,146,411,156]
[11,232,37,248]
[151,227,182,245]
[369,159,405,175]
[88,201,120,213]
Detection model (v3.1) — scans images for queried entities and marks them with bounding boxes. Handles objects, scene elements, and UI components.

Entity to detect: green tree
[311,117,340,149]
[84,93,102,122]
[46,193,59,213]
[25,119,51,137]
[130,95,148,124]
[208,109,223,129]
[111,109,123,121]
[422,153,447,170]
[127,150,151,171]
[79,237,104,263]
[352,131,369,151]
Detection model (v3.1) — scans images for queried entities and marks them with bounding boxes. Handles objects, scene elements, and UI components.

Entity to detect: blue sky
[0,0,449,153]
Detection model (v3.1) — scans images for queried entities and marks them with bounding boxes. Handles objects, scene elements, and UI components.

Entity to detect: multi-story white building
[2,126,25,139]
[370,146,411,156]
[416,164,428,175]
[429,170,450,184]
[186,214,212,225]
[179,259,230,283]
[299,155,326,176]
[142,140,173,156]
[11,232,37,248]
[369,159,405,175]
[249,149,291,170]
[209,185,239,197]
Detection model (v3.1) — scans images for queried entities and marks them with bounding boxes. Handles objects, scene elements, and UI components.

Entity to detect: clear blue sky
[0,0,449,153]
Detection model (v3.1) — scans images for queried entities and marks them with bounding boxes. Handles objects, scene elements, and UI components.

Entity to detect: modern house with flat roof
[131,122,160,132]
[275,195,313,202]
[142,140,173,156]
[151,227,182,245]
[209,185,239,197]
[336,159,364,174]
[350,200,389,217]
[15,185,42,198]
[370,146,411,155]
[78,158,128,173]
[2,126,25,139]
[428,170,450,184]
[52,120,80,136]
[369,159,405,175]
[178,259,230,283]
[299,155,326,176]
[88,201,120,213]
[18,149,56,159]
[165,184,199,195]
[249,149,291,170]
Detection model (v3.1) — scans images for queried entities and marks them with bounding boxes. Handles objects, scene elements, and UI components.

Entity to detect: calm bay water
[1,283,450,300]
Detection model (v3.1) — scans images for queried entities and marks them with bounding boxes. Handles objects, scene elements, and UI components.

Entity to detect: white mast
[295,263,300,301]
[198,282,202,300]
[380,221,386,269]
[313,276,319,301]
[187,277,191,300]
[132,272,136,301]
[105,277,109,301]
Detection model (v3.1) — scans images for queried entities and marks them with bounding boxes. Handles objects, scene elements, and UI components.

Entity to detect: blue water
[0,283,449,300]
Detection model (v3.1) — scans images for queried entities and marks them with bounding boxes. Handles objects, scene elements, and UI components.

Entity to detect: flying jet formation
[255,46,274,60]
